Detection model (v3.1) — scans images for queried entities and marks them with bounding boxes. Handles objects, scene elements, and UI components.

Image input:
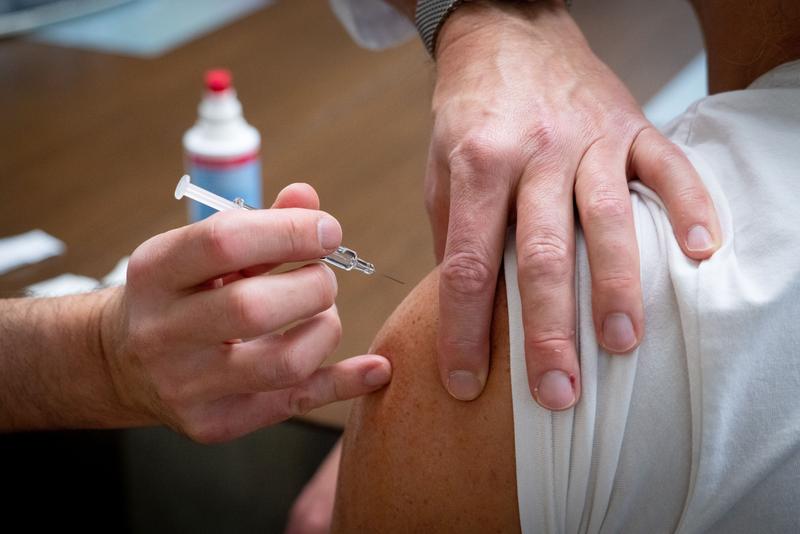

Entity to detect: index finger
[134,208,342,291]
[437,154,511,401]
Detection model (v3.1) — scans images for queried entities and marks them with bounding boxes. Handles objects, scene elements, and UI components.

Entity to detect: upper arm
[332,269,520,533]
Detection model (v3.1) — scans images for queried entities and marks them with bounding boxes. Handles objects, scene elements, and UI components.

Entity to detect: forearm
[0,289,150,431]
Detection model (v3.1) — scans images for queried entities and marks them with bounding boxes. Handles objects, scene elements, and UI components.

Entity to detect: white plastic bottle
[183,69,262,222]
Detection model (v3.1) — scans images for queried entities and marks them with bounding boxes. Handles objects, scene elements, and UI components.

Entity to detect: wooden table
[0,0,702,427]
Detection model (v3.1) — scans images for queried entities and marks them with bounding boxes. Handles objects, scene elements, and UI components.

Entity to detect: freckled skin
[332,269,520,533]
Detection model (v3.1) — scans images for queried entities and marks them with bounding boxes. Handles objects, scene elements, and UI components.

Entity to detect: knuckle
[440,334,482,355]
[675,185,711,210]
[525,123,561,158]
[525,330,575,362]
[594,270,638,293]
[310,266,337,307]
[448,131,517,176]
[125,247,151,288]
[652,141,687,170]
[274,349,308,387]
[277,212,306,257]
[201,215,238,267]
[629,125,655,161]
[440,250,496,297]
[225,284,266,334]
[184,420,230,445]
[126,233,172,289]
[288,387,315,417]
[518,232,571,280]
[319,310,343,348]
[583,190,631,222]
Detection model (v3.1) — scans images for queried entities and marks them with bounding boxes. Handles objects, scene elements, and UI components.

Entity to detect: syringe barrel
[322,247,357,271]
[176,176,375,276]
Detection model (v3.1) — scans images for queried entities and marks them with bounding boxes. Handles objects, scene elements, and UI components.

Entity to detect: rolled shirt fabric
[329,0,415,50]
[506,60,800,533]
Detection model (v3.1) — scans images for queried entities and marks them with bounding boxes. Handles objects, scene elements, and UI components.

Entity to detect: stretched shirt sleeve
[506,61,800,533]
[329,0,416,50]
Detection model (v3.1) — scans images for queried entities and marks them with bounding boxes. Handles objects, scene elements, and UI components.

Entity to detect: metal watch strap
[414,0,572,57]
[415,0,466,57]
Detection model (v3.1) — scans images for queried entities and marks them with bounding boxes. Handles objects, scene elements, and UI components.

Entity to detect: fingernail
[686,224,713,252]
[602,312,637,352]
[364,363,390,387]
[317,216,341,250]
[447,370,482,401]
[533,370,575,410]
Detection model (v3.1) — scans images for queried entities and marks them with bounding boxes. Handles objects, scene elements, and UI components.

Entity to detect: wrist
[435,0,577,61]
[78,287,154,428]
[97,287,158,427]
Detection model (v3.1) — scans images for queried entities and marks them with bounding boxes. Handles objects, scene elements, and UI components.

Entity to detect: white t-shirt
[504,60,800,533]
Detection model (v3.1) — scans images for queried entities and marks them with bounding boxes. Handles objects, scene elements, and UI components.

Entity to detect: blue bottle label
[186,155,262,222]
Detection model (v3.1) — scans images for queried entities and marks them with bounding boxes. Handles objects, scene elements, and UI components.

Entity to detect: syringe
[174,175,375,276]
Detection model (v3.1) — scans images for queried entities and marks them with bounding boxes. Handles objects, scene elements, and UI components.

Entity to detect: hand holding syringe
[175,175,377,277]
[74,179,394,442]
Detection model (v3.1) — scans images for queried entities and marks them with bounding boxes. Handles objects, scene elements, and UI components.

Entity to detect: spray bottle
[183,69,262,222]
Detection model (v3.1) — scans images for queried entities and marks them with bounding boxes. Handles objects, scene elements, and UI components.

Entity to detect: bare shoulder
[332,269,519,533]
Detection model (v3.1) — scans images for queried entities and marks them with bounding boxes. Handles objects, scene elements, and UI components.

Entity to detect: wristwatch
[414,0,468,56]
[414,0,571,57]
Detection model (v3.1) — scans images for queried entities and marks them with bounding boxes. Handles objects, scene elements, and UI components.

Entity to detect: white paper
[25,273,101,298]
[101,256,129,287]
[0,229,66,275]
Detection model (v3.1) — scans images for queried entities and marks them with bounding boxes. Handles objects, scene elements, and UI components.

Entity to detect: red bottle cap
[205,69,232,93]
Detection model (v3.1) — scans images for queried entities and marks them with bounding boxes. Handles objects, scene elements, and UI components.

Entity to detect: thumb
[286,355,393,416]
